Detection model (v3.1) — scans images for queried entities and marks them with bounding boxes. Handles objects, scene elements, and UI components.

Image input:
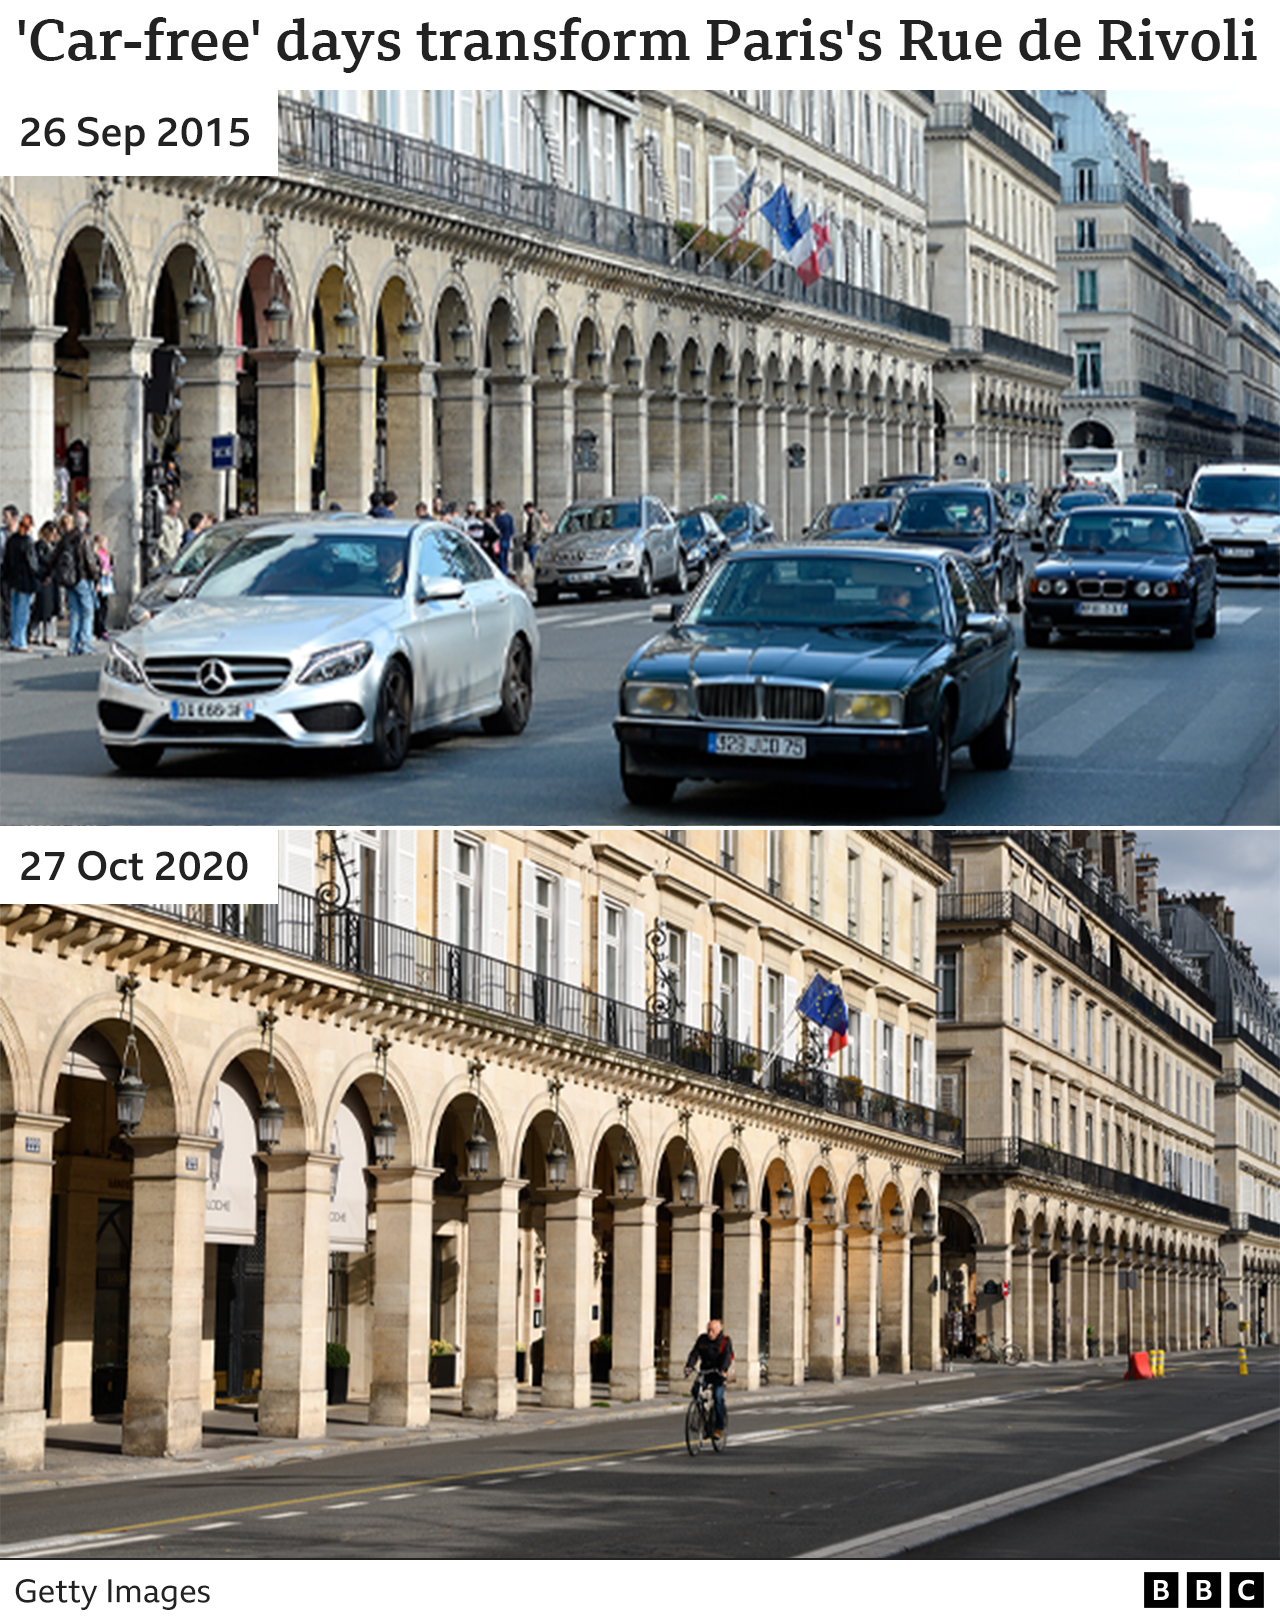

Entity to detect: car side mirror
[1030,538,1045,553]
[418,575,465,603]
[1194,542,1214,556]
[874,520,890,532]
[651,601,675,622]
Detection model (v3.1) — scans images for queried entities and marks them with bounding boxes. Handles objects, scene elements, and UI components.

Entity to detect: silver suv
[535,496,684,604]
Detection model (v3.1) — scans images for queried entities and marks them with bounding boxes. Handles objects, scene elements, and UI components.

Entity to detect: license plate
[169,698,255,722]
[709,732,807,759]
[1221,547,1255,559]
[1076,602,1128,617]
[566,571,599,584]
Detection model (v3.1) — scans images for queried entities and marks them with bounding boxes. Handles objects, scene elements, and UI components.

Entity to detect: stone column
[46,1163,98,1423]
[1085,1254,1102,1359]
[738,401,764,502]
[974,1242,1012,1349]
[610,1195,659,1400]
[709,398,739,499]
[534,379,574,516]
[487,372,534,510]
[879,1232,911,1373]
[123,1135,212,1457]
[763,403,786,524]
[1011,1243,1034,1356]
[766,1216,806,1385]
[258,1150,336,1439]
[1033,1253,1053,1361]
[84,334,159,611]
[541,1187,596,1409]
[574,384,612,503]
[462,1177,523,1418]
[252,347,317,515]
[369,1165,438,1428]
[845,1228,879,1375]
[0,325,62,529]
[611,389,649,492]
[1101,1258,1118,1355]
[180,345,241,520]
[851,412,870,492]
[669,1203,714,1376]
[320,355,378,512]
[382,361,432,508]
[0,1113,62,1469]
[1066,1253,1085,1359]
[437,366,486,508]
[910,1234,942,1370]
[809,409,830,519]
[647,391,679,511]
[720,1209,762,1389]
[809,1223,844,1381]
[200,1245,218,1410]
[678,394,709,509]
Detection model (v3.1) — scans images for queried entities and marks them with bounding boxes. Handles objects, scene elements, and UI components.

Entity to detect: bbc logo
[1145,1573,1265,1609]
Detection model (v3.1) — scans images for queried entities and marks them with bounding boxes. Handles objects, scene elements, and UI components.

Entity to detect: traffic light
[146,347,185,416]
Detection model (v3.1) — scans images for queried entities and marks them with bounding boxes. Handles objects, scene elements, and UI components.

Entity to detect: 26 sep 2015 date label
[20,113,250,156]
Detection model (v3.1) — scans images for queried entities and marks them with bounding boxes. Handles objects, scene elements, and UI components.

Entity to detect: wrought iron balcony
[133,891,961,1151]
[955,1136,1228,1225]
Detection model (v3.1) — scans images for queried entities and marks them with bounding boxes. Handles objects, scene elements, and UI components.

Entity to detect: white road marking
[322,1501,365,1510]
[384,1493,418,1500]
[1217,606,1261,624]
[4,1532,162,1558]
[1017,678,1167,757]
[259,1511,307,1520]
[189,1521,237,1531]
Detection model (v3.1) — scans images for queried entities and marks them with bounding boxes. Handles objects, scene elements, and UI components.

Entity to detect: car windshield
[892,493,992,537]
[682,554,943,628]
[1056,491,1110,510]
[1189,474,1280,515]
[815,501,892,529]
[1126,491,1177,506]
[678,514,710,541]
[1052,513,1190,556]
[556,501,642,534]
[169,522,260,579]
[195,531,410,599]
[712,505,752,536]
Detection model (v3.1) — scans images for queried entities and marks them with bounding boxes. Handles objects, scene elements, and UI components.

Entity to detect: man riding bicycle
[684,1318,734,1438]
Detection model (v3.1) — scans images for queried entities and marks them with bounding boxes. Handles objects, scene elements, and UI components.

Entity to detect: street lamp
[397,297,423,362]
[922,1208,937,1240]
[0,252,14,322]
[113,973,148,1136]
[502,326,523,369]
[183,270,211,346]
[587,345,606,385]
[730,1122,749,1212]
[451,317,474,368]
[90,188,121,337]
[890,1201,905,1236]
[547,338,566,380]
[371,1035,397,1167]
[623,351,642,388]
[255,1008,285,1152]
[262,217,290,347]
[677,1108,697,1203]
[615,1095,637,1196]
[465,1056,490,1176]
[546,1078,569,1187]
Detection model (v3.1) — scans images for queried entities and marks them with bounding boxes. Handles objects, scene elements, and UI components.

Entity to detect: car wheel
[911,706,953,814]
[105,743,164,773]
[630,556,654,599]
[970,679,1017,771]
[368,661,412,771]
[1171,611,1197,651]
[1024,621,1050,648]
[481,637,533,735]
[620,749,677,806]
[1196,589,1218,639]
[671,552,690,594]
[535,584,560,607]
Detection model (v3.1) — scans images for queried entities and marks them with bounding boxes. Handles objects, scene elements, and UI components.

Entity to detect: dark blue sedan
[614,544,1019,812]
[804,499,898,542]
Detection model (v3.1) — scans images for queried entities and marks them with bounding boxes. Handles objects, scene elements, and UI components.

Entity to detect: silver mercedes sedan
[97,519,539,772]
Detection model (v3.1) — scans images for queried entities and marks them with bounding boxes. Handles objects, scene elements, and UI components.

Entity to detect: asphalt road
[1,574,1276,827]
[4,1356,1276,1562]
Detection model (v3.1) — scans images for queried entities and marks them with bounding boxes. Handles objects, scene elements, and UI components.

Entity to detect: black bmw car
[614,543,1019,813]
[1024,506,1218,649]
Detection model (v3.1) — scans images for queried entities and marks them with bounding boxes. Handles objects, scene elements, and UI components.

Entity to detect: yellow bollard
[1238,1346,1249,1375]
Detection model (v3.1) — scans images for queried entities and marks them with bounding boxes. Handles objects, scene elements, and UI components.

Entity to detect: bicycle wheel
[685,1395,704,1455]
[1003,1342,1024,1365]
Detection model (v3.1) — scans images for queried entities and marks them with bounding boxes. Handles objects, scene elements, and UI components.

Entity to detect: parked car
[683,499,776,550]
[534,496,683,603]
[999,482,1040,537]
[98,518,539,772]
[674,508,728,580]
[1185,461,1280,576]
[1024,505,1218,649]
[885,481,1023,610]
[614,543,1019,813]
[804,498,898,542]
[872,474,934,500]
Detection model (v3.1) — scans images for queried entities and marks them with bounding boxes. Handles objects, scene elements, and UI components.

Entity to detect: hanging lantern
[678,1160,697,1204]
[397,307,423,361]
[91,272,121,337]
[183,282,211,345]
[731,1170,749,1211]
[333,300,358,355]
[821,1184,838,1225]
[546,1140,569,1186]
[264,293,290,347]
[623,351,642,388]
[255,1008,285,1153]
[778,1178,794,1219]
[466,1124,490,1177]
[616,1146,637,1196]
[371,1035,397,1168]
[890,1200,905,1235]
[503,328,523,369]
[858,1194,873,1231]
[112,974,148,1136]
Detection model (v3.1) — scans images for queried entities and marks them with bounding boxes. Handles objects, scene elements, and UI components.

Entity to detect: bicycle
[975,1336,1024,1364]
[684,1370,727,1454]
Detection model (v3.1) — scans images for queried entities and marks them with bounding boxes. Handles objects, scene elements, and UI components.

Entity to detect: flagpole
[669,221,715,268]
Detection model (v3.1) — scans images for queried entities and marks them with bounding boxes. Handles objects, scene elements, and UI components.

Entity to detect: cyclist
[684,1317,734,1438]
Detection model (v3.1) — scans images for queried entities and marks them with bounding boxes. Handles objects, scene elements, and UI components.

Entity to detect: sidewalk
[3,1369,974,1496]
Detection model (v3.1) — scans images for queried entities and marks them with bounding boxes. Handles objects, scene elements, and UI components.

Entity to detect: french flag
[792,212,832,288]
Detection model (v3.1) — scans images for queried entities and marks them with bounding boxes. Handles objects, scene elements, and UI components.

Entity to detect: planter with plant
[429,1339,458,1388]
[325,1342,350,1405]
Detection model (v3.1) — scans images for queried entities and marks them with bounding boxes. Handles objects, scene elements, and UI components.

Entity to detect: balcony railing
[132,892,962,1150]
[956,1137,1228,1225]
[278,98,951,346]
[925,100,1061,193]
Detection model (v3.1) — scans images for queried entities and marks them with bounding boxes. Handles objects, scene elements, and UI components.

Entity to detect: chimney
[1171,181,1192,231]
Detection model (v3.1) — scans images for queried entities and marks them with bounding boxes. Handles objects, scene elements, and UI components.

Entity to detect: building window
[531,871,556,979]
[1012,1079,1023,1139]
[1051,1097,1062,1148]
[1077,268,1098,310]
[767,831,783,898]
[1084,1002,1095,1066]
[1069,991,1079,1056]
[1101,1117,1109,1166]
[1012,953,1025,1026]
[879,1021,894,1092]
[936,949,959,1023]
[453,836,479,954]
[663,922,688,1021]
[1033,1088,1043,1143]
[765,968,783,1052]
[1069,1103,1078,1157]
[808,831,824,919]
[719,830,738,873]
[1076,342,1103,393]
[1074,162,1097,202]
[846,850,861,938]
[1076,216,1097,249]
[1032,967,1044,1037]
[1100,1011,1111,1074]
[910,1035,924,1099]
[1051,979,1062,1047]
[1084,1113,1093,1161]
[912,894,924,973]
[676,141,694,217]
[602,900,624,1002]
[881,872,895,957]
[718,947,738,1035]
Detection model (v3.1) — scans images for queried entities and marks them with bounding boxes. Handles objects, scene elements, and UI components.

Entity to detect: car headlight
[1135,580,1151,598]
[832,691,904,727]
[1154,581,1171,598]
[623,682,690,718]
[298,641,374,685]
[1053,578,1070,596]
[608,537,641,560]
[104,642,146,685]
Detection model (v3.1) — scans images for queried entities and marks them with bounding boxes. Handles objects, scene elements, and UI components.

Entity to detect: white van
[1186,462,1280,576]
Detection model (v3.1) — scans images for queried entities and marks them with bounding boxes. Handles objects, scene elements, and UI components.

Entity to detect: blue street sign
[212,434,236,470]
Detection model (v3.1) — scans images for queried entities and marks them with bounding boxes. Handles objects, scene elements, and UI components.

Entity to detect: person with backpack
[30,520,60,648]
[4,513,41,651]
[683,1318,734,1439]
[51,513,103,654]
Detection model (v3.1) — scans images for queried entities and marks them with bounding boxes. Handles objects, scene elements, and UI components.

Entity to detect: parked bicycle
[974,1335,1024,1364]
[685,1371,727,1454]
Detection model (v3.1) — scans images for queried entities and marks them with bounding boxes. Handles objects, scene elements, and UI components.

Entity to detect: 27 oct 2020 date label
[20,112,250,156]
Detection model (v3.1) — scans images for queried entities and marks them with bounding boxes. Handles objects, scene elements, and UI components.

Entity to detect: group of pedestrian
[365,488,553,597]
[2,504,115,655]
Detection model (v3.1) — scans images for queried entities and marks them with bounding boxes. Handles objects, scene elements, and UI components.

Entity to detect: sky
[1132,828,1280,991]
[1095,84,1280,286]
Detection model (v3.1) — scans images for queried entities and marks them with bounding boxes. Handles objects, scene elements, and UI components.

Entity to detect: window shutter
[279,830,315,955]
[782,974,798,1060]
[859,1011,873,1089]
[485,843,508,964]
[922,1039,936,1110]
[563,879,583,987]
[737,953,753,1044]
[687,932,704,1027]
[520,859,536,969]
[709,154,740,229]
[627,907,645,1011]
[457,89,476,154]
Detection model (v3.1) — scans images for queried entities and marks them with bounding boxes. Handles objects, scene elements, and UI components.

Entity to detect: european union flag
[795,972,849,1056]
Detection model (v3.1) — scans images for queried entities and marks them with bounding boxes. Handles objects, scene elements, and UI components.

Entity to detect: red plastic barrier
[1125,1351,1153,1379]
